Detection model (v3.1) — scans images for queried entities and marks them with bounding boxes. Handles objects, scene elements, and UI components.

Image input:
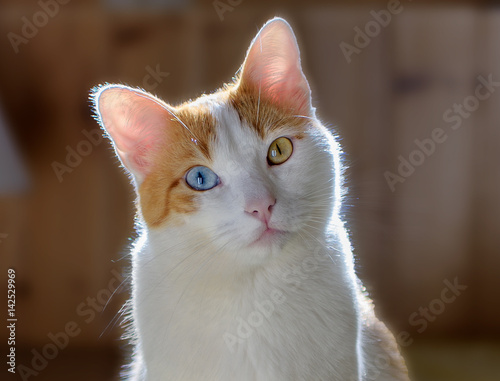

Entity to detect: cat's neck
[134,222,352,302]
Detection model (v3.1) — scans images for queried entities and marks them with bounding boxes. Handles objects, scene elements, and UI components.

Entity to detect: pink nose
[245,194,276,224]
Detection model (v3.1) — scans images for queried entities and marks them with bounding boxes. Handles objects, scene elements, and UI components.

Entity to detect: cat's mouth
[249,227,287,247]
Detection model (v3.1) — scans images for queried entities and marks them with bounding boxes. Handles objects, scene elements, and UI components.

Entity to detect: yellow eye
[267,137,293,165]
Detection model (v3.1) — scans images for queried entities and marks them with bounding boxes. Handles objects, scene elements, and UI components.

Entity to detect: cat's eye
[185,166,220,191]
[267,137,293,165]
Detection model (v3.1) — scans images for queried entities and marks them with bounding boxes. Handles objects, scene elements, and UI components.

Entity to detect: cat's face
[154,96,334,260]
[93,18,338,262]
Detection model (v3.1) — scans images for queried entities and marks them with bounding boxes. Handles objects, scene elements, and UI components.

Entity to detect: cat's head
[92,18,340,263]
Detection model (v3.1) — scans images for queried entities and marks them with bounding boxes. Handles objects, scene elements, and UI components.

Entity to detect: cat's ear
[238,17,312,116]
[92,85,171,183]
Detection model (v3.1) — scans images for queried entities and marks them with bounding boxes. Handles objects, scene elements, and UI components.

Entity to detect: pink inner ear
[95,86,170,179]
[239,18,311,116]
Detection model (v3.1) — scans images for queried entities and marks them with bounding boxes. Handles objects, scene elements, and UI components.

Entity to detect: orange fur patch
[138,103,216,227]
[229,81,308,139]
[365,316,411,380]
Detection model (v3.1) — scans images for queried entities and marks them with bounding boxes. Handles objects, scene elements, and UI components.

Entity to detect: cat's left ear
[238,17,312,116]
[92,85,172,184]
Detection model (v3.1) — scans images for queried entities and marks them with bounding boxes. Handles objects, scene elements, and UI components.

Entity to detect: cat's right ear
[237,17,312,116]
[92,85,171,184]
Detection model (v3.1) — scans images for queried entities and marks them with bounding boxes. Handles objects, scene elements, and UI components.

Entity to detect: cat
[92,17,409,381]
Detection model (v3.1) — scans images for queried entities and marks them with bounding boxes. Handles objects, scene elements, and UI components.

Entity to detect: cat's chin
[248,227,288,249]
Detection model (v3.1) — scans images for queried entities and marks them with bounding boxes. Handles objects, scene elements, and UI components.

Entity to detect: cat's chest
[133,254,359,381]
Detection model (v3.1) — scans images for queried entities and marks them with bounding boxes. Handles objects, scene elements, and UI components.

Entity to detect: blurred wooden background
[0,1,499,376]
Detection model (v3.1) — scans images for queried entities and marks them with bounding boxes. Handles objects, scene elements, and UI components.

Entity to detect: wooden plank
[299,6,402,329]
[390,6,477,334]
[469,10,500,334]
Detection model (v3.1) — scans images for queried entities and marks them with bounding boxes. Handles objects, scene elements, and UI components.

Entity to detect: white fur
[120,94,403,381]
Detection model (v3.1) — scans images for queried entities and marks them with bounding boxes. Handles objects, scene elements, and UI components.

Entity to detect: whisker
[256,81,261,126]
[292,114,316,122]
[165,108,200,141]
[100,296,131,339]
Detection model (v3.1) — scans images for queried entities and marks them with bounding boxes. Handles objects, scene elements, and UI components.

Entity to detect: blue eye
[185,166,220,191]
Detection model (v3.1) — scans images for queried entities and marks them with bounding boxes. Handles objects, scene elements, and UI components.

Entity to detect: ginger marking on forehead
[229,83,309,138]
